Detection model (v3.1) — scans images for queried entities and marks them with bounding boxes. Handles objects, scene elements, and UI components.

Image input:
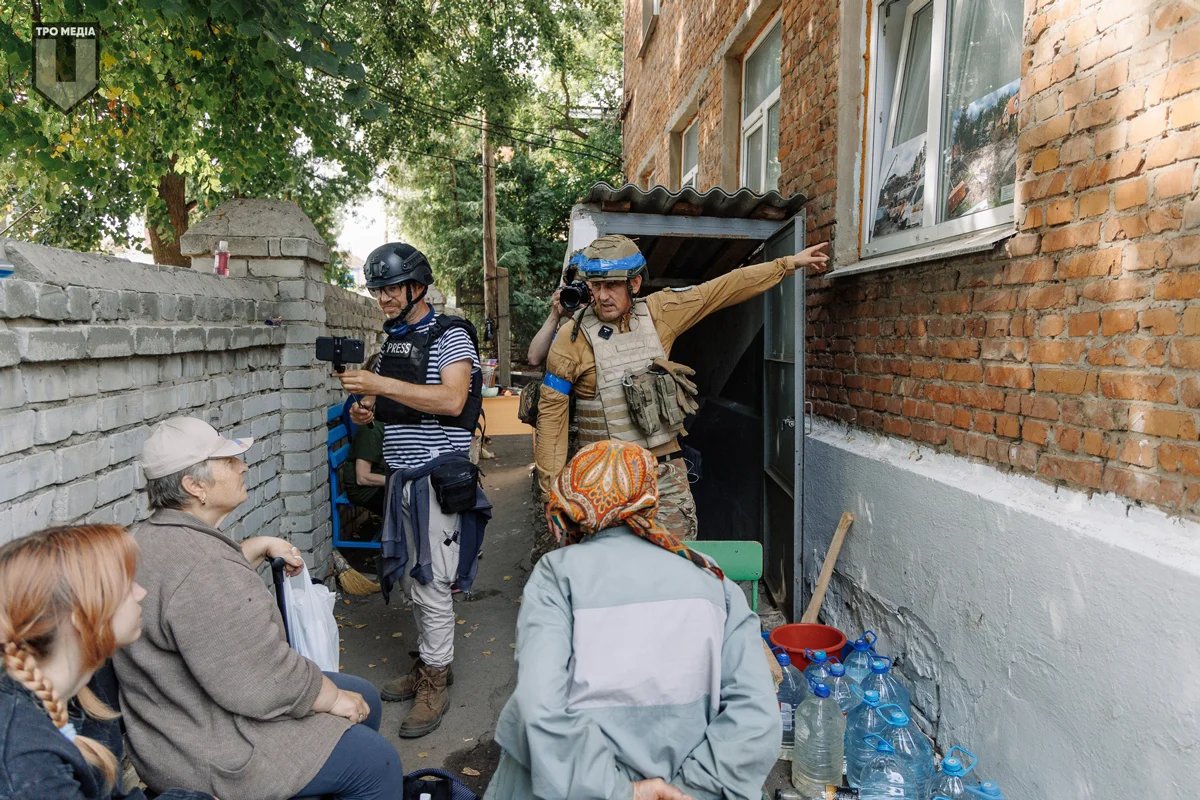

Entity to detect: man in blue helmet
[534,234,829,542]
[335,242,490,739]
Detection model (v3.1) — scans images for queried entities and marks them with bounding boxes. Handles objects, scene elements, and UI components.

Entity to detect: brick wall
[0,201,383,572]
[623,0,1200,519]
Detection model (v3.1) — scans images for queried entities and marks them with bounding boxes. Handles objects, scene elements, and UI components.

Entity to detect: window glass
[940,0,1022,219]
[744,22,782,116]
[893,3,934,146]
[682,122,699,178]
[766,102,781,191]
[745,126,765,193]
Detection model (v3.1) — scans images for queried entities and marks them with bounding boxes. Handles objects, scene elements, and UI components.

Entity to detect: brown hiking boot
[381,658,454,702]
[398,663,451,738]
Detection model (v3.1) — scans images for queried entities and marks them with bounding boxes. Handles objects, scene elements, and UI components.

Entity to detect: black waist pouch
[429,461,480,514]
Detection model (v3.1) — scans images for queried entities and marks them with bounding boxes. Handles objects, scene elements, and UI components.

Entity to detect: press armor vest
[574,303,682,451]
[374,315,483,432]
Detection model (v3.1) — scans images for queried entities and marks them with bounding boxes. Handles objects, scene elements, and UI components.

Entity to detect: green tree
[0,0,384,264]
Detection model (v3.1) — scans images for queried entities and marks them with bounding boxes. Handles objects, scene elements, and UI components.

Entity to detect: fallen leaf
[462,737,475,743]
[368,663,376,668]
[488,637,496,643]
[482,650,492,657]
[391,632,403,638]
[354,624,367,629]
[374,635,381,640]
[462,767,481,777]
[342,599,351,605]
[456,619,466,625]
[463,632,472,638]
[418,752,428,759]
[503,575,512,581]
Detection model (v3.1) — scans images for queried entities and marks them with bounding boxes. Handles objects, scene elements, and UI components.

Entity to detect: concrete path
[336,433,534,794]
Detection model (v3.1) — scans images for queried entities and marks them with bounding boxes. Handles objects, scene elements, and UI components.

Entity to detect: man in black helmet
[335,242,490,739]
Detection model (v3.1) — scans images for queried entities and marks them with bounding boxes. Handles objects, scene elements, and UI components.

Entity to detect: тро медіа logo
[33,24,100,113]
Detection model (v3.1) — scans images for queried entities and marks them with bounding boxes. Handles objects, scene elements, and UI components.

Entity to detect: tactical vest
[574,303,682,450]
[373,315,483,432]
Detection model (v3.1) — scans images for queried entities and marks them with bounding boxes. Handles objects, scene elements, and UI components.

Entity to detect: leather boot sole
[398,712,446,738]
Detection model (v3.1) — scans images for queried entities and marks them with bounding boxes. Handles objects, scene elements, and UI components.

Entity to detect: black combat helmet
[363,242,434,289]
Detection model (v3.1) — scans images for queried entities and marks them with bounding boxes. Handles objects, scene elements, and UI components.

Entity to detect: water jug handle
[947,745,978,774]
[863,630,877,646]
[875,703,905,723]
[863,733,893,752]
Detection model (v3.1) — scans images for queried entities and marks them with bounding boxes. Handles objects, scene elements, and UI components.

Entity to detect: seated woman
[113,417,403,800]
[485,440,780,800]
[0,523,211,800]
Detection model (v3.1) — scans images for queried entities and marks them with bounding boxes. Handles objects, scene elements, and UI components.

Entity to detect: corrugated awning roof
[569,182,807,286]
[583,181,807,221]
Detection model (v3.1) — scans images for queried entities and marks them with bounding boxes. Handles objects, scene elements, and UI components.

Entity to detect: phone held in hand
[316,336,365,373]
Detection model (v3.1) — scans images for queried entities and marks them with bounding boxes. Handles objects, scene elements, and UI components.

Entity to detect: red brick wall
[623,0,1200,517]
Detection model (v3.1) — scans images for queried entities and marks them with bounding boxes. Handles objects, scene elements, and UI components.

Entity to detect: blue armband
[542,372,573,395]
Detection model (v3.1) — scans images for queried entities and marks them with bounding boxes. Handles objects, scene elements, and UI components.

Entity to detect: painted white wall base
[802,418,1200,799]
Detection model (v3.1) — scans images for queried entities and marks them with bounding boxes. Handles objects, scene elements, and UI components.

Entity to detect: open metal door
[761,213,806,620]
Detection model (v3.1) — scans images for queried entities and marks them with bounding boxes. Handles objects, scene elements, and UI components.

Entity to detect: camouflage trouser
[656,457,698,541]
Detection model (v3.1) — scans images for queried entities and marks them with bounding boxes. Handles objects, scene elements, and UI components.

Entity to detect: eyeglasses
[368,284,408,299]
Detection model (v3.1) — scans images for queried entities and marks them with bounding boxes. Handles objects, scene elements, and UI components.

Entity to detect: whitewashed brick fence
[0,199,381,575]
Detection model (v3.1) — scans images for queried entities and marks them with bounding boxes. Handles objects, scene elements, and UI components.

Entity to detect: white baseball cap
[141,417,254,479]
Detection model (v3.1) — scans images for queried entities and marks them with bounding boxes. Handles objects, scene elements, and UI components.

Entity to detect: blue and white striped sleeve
[435,327,480,373]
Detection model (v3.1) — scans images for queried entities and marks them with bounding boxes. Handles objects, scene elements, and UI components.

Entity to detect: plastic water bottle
[843,631,878,683]
[930,746,977,799]
[776,652,808,759]
[845,690,889,787]
[803,649,835,690]
[857,733,920,800]
[860,656,911,710]
[826,662,865,713]
[791,683,846,797]
[968,781,1006,799]
[877,704,934,799]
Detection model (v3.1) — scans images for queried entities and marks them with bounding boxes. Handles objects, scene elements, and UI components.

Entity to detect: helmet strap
[396,283,428,325]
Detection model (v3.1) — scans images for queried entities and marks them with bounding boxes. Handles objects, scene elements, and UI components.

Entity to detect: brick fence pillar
[180,200,335,571]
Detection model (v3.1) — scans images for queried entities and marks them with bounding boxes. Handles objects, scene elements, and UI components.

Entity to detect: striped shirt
[378,315,480,470]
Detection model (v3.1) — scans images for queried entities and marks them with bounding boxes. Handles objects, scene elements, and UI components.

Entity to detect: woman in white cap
[111,417,403,800]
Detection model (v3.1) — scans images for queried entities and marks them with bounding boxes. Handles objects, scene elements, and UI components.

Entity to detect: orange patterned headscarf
[546,440,723,580]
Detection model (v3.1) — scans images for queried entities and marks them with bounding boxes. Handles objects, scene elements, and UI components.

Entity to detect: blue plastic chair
[329,399,382,550]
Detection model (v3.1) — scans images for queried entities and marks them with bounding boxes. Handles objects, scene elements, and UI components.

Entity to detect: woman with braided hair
[0,524,211,800]
[485,440,781,800]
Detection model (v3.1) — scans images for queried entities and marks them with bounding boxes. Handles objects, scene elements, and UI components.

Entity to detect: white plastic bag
[281,563,340,672]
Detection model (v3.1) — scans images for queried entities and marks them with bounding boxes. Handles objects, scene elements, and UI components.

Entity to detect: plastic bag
[281,563,340,672]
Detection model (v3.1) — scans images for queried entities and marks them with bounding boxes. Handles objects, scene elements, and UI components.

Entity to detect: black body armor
[374,315,483,432]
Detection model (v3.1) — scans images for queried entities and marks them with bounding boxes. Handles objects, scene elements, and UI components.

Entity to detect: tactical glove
[652,357,700,415]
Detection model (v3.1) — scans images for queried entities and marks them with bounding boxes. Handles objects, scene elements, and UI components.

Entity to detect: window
[640,0,661,55]
[863,0,1021,257]
[680,119,699,189]
[741,20,781,193]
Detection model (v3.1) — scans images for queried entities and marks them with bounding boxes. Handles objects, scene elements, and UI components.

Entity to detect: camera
[315,336,365,373]
[559,266,591,312]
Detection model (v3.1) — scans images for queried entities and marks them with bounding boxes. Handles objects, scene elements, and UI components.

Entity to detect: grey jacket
[484,527,780,800]
[112,510,349,800]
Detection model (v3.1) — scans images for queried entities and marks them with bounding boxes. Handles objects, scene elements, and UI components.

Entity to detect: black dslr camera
[559,265,592,312]
[315,336,365,373]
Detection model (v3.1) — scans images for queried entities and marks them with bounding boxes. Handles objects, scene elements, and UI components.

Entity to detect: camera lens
[560,284,587,311]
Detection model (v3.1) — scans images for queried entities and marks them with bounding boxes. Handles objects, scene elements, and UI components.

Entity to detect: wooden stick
[801,511,854,624]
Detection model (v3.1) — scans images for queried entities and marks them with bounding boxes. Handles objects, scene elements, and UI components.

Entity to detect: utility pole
[481,112,511,387]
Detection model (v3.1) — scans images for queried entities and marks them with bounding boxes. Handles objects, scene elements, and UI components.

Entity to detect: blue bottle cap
[829,663,846,676]
[812,683,831,698]
[863,690,881,705]
[811,649,828,663]
[975,782,1004,798]
[941,756,965,776]
[870,658,889,673]
[884,708,910,726]
[777,652,791,667]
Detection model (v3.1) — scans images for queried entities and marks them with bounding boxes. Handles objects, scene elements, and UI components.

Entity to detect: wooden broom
[332,550,380,596]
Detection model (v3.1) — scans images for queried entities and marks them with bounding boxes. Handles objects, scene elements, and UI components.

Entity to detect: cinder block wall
[0,200,382,574]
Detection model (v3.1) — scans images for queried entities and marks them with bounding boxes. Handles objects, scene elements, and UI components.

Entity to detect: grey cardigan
[112,510,350,800]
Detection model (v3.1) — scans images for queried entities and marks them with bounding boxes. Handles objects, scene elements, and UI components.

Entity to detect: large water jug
[968,781,1006,799]
[803,649,835,690]
[930,746,977,799]
[791,683,846,797]
[776,652,808,759]
[826,662,865,713]
[860,656,911,710]
[843,630,878,683]
[877,704,934,799]
[857,733,920,800]
[845,690,889,787]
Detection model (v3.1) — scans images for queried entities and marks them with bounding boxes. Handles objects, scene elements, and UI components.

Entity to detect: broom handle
[801,512,854,624]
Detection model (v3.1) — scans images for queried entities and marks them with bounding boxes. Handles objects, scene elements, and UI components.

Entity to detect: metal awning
[567,182,808,288]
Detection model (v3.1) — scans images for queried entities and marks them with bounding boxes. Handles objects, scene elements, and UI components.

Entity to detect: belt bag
[623,369,662,435]
[429,461,479,514]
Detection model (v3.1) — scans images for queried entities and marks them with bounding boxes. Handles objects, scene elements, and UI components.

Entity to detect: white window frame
[680,118,699,189]
[741,17,781,193]
[639,0,661,56]
[861,0,1018,260]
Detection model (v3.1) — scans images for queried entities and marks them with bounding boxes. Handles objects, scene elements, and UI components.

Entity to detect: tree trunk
[147,170,190,267]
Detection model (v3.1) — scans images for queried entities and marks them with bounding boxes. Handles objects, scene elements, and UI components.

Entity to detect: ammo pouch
[429,460,480,514]
[517,382,540,426]
[623,365,688,436]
